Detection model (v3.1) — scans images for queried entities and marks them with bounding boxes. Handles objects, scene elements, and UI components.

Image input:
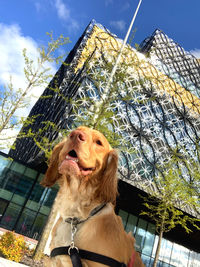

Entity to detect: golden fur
[41,126,144,267]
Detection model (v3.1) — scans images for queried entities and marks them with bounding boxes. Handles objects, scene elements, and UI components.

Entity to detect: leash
[65,203,107,262]
[65,203,106,225]
[50,246,126,267]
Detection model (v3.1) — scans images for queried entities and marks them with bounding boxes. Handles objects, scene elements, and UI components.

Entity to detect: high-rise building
[1,21,200,265]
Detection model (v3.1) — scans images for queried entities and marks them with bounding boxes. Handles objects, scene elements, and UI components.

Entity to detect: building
[1,20,200,266]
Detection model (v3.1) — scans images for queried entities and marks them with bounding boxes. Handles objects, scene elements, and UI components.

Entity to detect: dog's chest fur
[52,176,100,248]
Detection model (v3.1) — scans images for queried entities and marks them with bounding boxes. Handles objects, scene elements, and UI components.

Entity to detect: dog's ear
[40,140,65,187]
[98,149,118,205]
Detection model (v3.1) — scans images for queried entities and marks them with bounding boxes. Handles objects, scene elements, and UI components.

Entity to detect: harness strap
[51,246,126,267]
[69,248,82,267]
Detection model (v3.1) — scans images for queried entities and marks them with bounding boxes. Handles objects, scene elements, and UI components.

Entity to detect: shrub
[0,231,28,262]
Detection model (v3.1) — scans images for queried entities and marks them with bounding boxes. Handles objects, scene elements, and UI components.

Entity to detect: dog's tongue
[59,154,94,176]
[79,166,93,176]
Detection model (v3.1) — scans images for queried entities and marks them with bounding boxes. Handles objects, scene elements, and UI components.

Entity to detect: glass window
[125,214,137,235]
[0,198,9,217]
[142,223,155,256]
[24,168,37,179]
[152,235,158,258]
[0,155,12,176]
[170,244,189,267]
[0,164,34,197]
[0,202,21,230]
[157,260,164,267]
[0,169,20,193]
[0,188,13,201]
[15,208,37,237]
[39,205,51,216]
[135,218,147,253]
[13,167,37,198]
[11,194,26,205]
[118,209,128,227]
[10,161,26,173]
[141,254,151,267]
[159,238,173,264]
[26,183,45,211]
[170,243,185,266]
[38,173,45,182]
[42,188,57,207]
[30,213,47,240]
[188,251,200,267]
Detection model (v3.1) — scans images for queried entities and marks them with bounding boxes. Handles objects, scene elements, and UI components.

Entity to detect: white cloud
[0,23,57,150]
[55,0,70,20]
[54,0,79,31]
[190,49,200,59]
[0,23,56,105]
[110,20,126,32]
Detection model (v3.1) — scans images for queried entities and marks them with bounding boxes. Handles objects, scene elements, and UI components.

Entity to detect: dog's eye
[96,140,103,146]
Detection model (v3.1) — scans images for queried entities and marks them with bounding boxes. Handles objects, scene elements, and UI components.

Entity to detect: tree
[33,40,145,260]
[140,155,200,267]
[0,32,70,151]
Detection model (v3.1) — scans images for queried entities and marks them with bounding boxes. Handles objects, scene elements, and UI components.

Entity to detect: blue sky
[1,0,200,53]
[1,0,200,147]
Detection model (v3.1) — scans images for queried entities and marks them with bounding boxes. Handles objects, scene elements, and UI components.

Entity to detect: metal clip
[68,218,79,255]
[71,219,78,241]
[68,242,79,255]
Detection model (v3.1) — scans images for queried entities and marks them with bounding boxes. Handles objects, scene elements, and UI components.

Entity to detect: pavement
[0,258,29,267]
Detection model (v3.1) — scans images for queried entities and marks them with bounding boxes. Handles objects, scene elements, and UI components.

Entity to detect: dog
[41,126,145,266]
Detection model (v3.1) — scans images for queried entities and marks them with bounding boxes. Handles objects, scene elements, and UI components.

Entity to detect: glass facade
[118,209,200,267]
[0,153,58,240]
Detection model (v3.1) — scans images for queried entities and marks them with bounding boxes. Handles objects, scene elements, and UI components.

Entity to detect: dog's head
[41,126,118,204]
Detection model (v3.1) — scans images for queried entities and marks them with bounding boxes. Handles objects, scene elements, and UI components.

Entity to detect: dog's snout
[70,130,86,142]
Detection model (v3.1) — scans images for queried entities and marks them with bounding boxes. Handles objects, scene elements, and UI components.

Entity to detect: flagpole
[92,0,143,124]
[105,0,143,87]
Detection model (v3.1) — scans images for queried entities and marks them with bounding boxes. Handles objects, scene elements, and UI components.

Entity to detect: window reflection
[0,156,12,176]
[126,214,137,234]
[118,209,128,227]
[142,223,155,256]
[159,239,173,264]
[118,209,200,267]
[0,202,21,230]
[189,251,200,267]
[0,154,51,240]
[31,213,47,240]
[15,208,36,237]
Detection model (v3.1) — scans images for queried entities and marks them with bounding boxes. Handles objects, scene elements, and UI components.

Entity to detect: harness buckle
[68,242,79,255]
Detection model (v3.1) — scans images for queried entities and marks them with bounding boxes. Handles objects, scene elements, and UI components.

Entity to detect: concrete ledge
[0,257,29,267]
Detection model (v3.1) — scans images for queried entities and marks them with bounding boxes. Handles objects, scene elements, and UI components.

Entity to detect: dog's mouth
[65,149,95,176]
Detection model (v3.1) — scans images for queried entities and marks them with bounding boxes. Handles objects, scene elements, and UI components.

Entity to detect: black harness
[50,203,126,267]
[51,246,126,267]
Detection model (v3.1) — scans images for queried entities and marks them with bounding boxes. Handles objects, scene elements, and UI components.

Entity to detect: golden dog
[41,126,144,267]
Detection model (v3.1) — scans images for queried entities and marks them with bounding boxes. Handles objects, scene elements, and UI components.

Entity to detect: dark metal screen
[9,22,200,216]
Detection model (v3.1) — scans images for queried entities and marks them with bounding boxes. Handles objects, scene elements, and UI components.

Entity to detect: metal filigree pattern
[9,22,200,215]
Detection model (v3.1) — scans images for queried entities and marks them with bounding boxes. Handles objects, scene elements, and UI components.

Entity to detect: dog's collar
[65,203,107,226]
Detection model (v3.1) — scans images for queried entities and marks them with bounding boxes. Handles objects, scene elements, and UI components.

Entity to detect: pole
[92,0,143,125]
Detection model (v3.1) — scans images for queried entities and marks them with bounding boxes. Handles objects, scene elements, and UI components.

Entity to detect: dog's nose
[70,130,86,142]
